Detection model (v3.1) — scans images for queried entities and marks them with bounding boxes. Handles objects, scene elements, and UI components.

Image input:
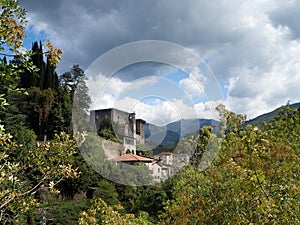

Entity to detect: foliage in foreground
[78,198,153,225]
[160,104,300,224]
[0,2,77,223]
[0,128,78,223]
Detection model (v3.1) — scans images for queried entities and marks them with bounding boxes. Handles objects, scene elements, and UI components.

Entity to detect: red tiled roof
[173,153,189,156]
[158,152,172,155]
[114,154,154,162]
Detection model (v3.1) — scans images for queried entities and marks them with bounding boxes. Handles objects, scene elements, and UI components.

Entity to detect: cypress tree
[3,56,7,65]
[53,71,59,89]
[20,41,46,88]
[29,41,39,87]
[0,56,8,93]
[38,41,46,89]
[47,86,72,138]
[45,56,58,89]
[45,57,52,89]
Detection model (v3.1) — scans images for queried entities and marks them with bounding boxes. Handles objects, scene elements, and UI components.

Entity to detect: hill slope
[144,102,300,148]
[145,119,219,147]
[246,102,300,126]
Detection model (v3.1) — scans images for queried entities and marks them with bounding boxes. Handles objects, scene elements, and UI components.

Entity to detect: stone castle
[90,108,146,155]
[90,108,190,183]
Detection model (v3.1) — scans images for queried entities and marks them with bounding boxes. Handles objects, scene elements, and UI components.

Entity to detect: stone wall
[136,134,145,144]
[101,139,123,160]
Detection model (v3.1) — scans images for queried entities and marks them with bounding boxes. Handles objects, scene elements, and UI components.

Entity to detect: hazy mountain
[145,119,219,147]
[144,102,300,148]
[166,119,219,137]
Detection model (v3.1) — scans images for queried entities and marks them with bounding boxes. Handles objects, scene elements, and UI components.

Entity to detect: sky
[20,0,300,126]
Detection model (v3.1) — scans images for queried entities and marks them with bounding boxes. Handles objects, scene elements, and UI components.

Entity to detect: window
[125,138,134,145]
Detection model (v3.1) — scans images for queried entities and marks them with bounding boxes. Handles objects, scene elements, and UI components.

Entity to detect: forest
[1,1,300,224]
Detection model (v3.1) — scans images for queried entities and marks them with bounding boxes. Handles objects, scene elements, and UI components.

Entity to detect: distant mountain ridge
[145,102,300,148]
[246,102,300,126]
[145,119,219,147]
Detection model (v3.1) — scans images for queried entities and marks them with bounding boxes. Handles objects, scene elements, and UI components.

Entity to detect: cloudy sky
[20,0,300,125]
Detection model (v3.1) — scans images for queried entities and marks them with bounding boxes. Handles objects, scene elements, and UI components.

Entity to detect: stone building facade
[90,108,146,155]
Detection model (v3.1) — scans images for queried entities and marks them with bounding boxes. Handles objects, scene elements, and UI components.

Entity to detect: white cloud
[179,67,207,98]
[124,76,159,92]
[194,100,225,120]
[87,74,130,109]
[225,28,300,119]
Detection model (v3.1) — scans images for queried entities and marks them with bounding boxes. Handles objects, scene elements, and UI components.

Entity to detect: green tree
[188,126,211,167]
[45,55,59,89]
[61,65,92,133]
[93,179,119,206]
[20,41,44,89]
[0,129,78,223]
[133,185,167,221]
[78,198,153,225]
[56,152,102,201]
[72,75,92,133]
[136,143,153,157]
[18,87,54,140]
[47,86,72,138]
[0,0,27,107]
[20,41,60,90]
[0,91,27,132]
[46,200,89,225]
[60,64,85,102]
[0,1,76,223]
[160,104,300,224]
[0,0,62,106]
[97,118,119,141]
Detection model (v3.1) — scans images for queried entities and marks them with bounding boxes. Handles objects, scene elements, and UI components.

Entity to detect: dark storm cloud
[19,0,300,118]
[269,1,300,39]
[20,0,251,76]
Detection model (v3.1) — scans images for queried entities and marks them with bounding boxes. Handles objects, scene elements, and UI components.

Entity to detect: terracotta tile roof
[158,152,172,155]
[114,154,154,162]
[173,153,189,156]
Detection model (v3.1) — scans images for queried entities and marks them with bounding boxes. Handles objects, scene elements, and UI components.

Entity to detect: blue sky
[19,0,300,125]
[23,27,47,49]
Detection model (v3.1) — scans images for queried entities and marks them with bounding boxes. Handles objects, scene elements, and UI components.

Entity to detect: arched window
[125,149,131,154]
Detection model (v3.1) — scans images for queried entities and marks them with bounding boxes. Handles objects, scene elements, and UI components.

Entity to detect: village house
[153,152,190,178]
[154,152,190,166]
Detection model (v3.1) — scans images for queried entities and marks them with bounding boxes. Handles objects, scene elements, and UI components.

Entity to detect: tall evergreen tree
[18,87,55,140]
[47,86,72,139]
[33,41,46,89]
[0,92,27,133]
[45,56,54,89]
[60,65,91,132]
[2,56,7,65]
[72,74,91,133]
[60,64,85,101]
[44,55,59,89]
[0,56,8,93]
[20,41,45,88]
